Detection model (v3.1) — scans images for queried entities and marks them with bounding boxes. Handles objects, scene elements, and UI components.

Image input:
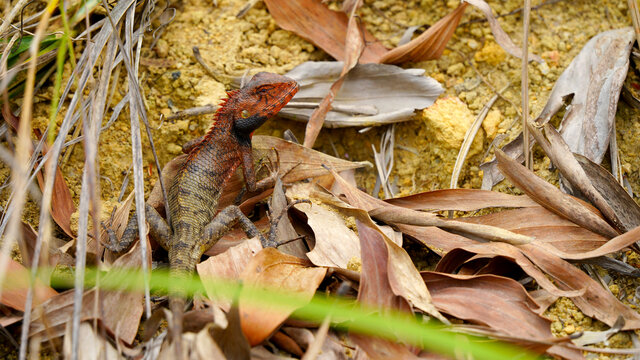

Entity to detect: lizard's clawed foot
[266,199,311,248]
[101,206,137,254]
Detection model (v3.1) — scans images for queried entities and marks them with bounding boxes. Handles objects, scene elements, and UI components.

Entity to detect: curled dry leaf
[282,62,443,127]
[209,305,252,360]
[326,167,532,245]
[291,200,360,269]
[437,243,584,298]
[379,3,467,64]
[438,242,640,330]
[385,188,538,211]
[537,27,634,163]
[481,28,634,189]
[351,221,417,360]
[269,178,307,258]
[528,123,628,233]
[323,173,447,323]
[239,248,327,346]
[495,149,619,239]
[0,253,57,311]
[573,153,640,232]
[263,0,386,63]
[31,129,76,238]
[423,273,553,347]
[198,237,262,311]
[282,327,349,360]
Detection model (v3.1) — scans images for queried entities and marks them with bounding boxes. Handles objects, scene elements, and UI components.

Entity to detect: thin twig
[166,104,218,120]
[629,0,640,46]
[522,0,531,170]
[450,85,507,190]
[192,46,231,83]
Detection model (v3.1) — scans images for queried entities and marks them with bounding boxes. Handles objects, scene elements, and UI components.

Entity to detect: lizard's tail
[168,258,192,358]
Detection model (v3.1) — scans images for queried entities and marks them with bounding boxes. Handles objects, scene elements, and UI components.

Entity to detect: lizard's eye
[241,110,250,118]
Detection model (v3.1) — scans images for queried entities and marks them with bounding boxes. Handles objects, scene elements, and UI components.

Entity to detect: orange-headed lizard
[105,72,299,348]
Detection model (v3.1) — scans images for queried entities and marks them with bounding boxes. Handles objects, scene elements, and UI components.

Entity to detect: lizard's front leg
[202,205,276,250]
[103,203,172,252]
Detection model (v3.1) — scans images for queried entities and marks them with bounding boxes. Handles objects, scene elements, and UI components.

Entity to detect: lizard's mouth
[266,84,299,115]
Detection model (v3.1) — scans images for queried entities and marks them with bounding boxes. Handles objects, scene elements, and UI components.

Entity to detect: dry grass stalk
[450,87,504,190]
[522,0,531,169]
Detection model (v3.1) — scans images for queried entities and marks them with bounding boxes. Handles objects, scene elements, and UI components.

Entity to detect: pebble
[167,144,182,154]
[563,324,576,335]
[154,39,169,58]
[446,63,464,76]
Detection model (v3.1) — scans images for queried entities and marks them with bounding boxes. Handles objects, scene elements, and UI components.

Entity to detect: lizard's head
[230,72,299,135]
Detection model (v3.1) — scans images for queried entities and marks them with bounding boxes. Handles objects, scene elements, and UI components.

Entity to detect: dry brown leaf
[270,178,307,258]
[436,243,583,298]
[17,220,71,269]
[536,28,634,162]
[528,123,626,233]
[31,238,149,344]
[495,149,619,238]
[459,207,608,254]
[263,0,386,63]
[574,153,640,231]
[0,253,57,312]
[379,3,467,64]
[385,188,538,211]
[0,109,76,239]
[239,248,326,346]
[438,242,640,330]
[209,305,252,359]
[481,28,634,189]
[356,222,408,311]
[324,174,447,323]
[528,289,559,315]
[396,224,475,256]
[351,334,419,360]
[34,130,76,239]
[423,272,553,346]
[198,238,262,311]
[532,224,640,261]
[351,222,418,359]
[292,200,360,269]
[303,1,365,148]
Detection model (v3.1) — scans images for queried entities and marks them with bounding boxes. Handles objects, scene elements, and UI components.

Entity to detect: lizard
[104,72,299,352]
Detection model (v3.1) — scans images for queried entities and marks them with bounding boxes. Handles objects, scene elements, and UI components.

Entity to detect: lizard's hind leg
[103,203,172,253]
[202,205,271,250]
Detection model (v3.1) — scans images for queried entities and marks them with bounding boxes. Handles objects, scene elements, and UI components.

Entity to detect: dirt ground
[5,0,640,356]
